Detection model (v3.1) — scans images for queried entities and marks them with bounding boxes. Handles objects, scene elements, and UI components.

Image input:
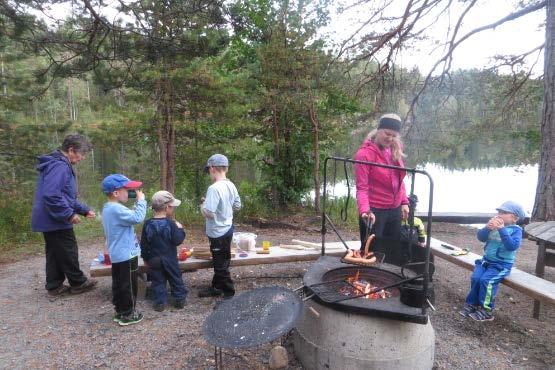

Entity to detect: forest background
[0,0,547,254]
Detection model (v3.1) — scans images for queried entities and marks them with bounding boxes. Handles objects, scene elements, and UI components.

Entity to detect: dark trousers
[111,256,139,315]
[359,206,402,249]
[148,256,188,305]
[209,227,235,297]
[43,228,87,291]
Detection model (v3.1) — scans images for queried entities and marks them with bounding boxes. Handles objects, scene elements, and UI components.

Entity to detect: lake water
[322,164,538,217]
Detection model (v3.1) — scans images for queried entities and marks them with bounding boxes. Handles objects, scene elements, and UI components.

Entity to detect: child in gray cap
[140,190,188,312]
[198,154,241,299]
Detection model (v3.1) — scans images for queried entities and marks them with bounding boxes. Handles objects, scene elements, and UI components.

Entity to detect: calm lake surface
[323,164,537,216]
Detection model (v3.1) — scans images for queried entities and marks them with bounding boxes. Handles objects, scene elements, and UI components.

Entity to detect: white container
[233,232,257,251]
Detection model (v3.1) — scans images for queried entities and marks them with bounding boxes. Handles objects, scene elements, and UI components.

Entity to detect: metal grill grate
[308,278,368,303]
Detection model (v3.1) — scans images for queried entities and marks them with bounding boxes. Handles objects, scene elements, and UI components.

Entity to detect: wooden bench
[429,237,555,318]
[523,222,555,318]
[90,237,555,318]
[89,241,356,277]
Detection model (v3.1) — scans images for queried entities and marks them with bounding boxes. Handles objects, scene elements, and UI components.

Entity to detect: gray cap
[204,154,229,173]
[151,190,181,209]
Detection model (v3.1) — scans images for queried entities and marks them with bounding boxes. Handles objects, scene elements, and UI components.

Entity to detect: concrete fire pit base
[293,300,435,370]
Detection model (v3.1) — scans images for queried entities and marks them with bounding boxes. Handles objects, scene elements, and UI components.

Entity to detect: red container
[178,247,189,261]
[104,252,111,265]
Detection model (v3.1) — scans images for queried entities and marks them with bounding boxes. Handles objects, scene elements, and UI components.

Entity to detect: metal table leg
[214,346,223,369]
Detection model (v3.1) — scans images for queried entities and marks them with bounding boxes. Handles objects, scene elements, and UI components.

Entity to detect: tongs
[324,214,384,267]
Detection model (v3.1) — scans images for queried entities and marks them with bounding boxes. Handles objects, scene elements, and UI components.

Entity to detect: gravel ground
[0,219,554,369]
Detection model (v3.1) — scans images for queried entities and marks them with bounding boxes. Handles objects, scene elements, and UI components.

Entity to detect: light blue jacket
[102,199,147,263]
[477,225,522,267]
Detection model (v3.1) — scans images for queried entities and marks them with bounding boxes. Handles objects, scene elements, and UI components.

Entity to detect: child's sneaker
[153,303,165,312]
[459,303,476,317]
[174,300,186,309]
[469,307,494,322]
[117,311,144,326]
[113,313,122,323]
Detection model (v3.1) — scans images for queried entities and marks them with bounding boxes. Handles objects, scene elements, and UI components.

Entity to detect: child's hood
[36,150,69,173]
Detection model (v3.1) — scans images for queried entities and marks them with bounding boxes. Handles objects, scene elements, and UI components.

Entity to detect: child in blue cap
[101,174,147,326]
[460,201,526,321]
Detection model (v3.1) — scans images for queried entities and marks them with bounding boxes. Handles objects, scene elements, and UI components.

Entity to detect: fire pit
[292,156,436,369]
[293,256,435,369]
[302,256,428,323]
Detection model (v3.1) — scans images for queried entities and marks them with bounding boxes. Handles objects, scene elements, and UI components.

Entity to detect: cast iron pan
[202,286,303,349]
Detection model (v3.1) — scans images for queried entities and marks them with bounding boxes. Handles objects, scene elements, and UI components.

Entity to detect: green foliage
[0,193,40,247]
[235,180,273,219]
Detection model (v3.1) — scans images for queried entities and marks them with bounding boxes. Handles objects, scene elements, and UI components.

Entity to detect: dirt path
[0,221,553,369]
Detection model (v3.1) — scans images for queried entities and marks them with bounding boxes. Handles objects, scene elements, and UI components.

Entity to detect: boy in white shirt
[198,154,241,299]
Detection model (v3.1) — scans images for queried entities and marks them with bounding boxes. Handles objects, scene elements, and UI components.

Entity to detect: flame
[343,270,391,299]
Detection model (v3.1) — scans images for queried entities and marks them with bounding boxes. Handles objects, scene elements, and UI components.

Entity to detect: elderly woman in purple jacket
[32,134,98,299]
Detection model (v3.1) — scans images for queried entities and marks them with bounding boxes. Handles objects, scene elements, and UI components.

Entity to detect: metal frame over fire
[307,156,435,324]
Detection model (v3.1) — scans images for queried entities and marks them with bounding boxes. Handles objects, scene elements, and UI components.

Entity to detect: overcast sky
[325,0,545,76]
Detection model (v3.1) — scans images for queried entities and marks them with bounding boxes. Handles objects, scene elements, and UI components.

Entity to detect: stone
[269,346,288,369]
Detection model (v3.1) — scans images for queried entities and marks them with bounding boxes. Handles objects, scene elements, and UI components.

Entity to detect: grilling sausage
[344,239,377,265]
[363,234,375,258]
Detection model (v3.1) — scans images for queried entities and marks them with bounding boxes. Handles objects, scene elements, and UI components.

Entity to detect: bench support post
[533,241,546,319]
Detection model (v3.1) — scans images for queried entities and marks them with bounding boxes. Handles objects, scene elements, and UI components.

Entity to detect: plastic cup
[262,241,271,251]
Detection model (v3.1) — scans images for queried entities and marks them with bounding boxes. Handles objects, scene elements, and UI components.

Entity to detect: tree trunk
[156,73,176,193]
[533,0,555,221]
[271,102,280,207]
[309,98,321,213]
[67,78,74,121]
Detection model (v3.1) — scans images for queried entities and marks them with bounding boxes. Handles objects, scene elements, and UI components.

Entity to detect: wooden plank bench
[429,237,555,317]
[89,241,357,277]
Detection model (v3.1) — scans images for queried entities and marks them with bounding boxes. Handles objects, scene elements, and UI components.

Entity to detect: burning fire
[341,270,391,299]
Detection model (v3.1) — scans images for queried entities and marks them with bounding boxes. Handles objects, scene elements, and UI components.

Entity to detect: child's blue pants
[465,259,510,311]
[148,256,188,305]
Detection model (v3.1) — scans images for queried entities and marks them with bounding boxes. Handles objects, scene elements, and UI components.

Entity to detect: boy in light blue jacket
[460,201,525,322]
[101,174,147,326]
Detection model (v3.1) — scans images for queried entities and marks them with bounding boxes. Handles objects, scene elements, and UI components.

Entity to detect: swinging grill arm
[321,156,434,316]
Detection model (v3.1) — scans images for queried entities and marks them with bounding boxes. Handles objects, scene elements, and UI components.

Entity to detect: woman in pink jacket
[354,113,410,249]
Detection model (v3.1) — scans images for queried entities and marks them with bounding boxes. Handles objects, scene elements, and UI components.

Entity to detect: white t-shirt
[203,179,241,238]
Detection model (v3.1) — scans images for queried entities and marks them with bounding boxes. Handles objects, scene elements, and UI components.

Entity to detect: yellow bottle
[262,240,271,251]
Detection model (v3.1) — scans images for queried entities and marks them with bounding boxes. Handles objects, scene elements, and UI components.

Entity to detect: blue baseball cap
[496,201,526,222]
[204,154,229,173]
[102,174,142,194]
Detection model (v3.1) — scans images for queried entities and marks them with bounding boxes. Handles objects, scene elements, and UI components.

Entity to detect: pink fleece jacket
[353,139,409,214]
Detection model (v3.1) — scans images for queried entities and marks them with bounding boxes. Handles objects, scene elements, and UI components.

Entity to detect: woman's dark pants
[43,228,87,291]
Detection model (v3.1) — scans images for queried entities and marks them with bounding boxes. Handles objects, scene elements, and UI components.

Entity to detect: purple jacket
[31,150,90,232]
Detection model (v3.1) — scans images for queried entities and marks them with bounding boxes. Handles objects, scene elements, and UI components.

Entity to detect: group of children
[100,152,525,326]
[101,154,240,326]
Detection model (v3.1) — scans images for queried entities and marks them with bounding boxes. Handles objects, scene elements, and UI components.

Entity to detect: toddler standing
[141,190,188,312]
